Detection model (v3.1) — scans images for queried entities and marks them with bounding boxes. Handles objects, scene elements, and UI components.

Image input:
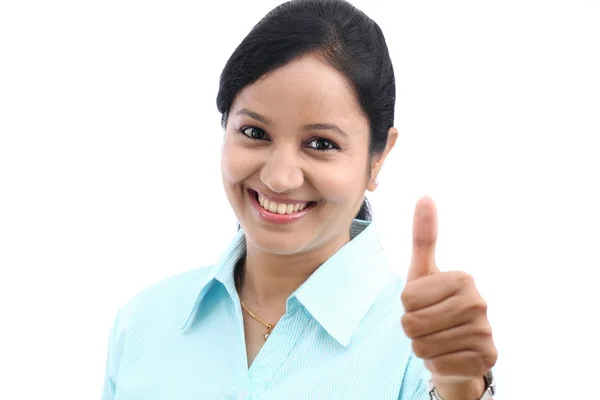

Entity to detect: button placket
[247,305,310,398]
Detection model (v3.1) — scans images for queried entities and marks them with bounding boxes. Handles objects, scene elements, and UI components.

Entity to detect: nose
[260,150,304,193]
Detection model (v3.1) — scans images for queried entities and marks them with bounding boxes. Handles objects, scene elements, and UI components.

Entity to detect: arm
[432,377,485,400]
[101,309,123,400]
[401,197,497,400]
[398,354,490,400]
[398,351,430,400]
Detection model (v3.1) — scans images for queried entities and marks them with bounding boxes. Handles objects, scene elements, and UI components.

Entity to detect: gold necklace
[236,265,274,341]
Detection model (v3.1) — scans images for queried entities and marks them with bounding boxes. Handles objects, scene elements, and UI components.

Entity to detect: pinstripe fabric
[101,220,430,399]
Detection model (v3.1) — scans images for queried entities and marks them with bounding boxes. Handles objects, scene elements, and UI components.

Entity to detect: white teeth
[254,192,310,215]
[269,202,278,213]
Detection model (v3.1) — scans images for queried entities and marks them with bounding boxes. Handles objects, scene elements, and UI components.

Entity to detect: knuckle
[480,298,488,313]
[483,347,498,369]
[456,271,475,286]
[413,236,435,248]
[474,321,493,337]
[401,288,415,310]
[475,297,488,313]
[465,296,488,316]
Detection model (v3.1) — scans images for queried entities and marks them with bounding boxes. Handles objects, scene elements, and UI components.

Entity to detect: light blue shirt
[102,219,430,399]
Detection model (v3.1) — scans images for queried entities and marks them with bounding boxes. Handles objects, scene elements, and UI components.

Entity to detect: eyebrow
[235,108,349,139]
[302,123,349,140]
[235,108,271,125]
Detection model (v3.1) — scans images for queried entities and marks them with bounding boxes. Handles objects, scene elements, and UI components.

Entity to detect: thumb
[407,196,439,282]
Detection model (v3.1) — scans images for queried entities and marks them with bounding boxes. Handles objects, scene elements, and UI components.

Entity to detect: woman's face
[221,53,393,257]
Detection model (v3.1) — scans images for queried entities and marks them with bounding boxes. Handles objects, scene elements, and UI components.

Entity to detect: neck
[237,233,350,313]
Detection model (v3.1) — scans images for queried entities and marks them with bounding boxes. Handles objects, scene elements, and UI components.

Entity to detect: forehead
[230,54,368,130]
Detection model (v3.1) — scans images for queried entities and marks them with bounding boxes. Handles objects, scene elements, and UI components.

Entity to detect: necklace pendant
[263,326,273,341]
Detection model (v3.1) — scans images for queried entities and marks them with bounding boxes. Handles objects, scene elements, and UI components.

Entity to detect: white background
[1,0,599,398]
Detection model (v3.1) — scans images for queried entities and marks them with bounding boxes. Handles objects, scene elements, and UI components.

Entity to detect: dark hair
[217,0,395,221]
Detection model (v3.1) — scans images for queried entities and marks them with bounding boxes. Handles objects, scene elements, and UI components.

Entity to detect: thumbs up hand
[401,197,497,399]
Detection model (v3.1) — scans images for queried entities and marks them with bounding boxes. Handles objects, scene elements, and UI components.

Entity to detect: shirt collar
[180,227,246,333]
[181,220,392,347]
[292,220,392,346]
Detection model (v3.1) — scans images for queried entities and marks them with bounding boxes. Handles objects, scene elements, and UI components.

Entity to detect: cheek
[221,136,260,185]
[313,162,368,204]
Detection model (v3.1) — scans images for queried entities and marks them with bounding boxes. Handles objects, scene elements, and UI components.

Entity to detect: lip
[248,189,316,224]
[253,189,312,205]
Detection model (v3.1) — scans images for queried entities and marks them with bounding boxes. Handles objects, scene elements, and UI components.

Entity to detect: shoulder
[113,265,215,335]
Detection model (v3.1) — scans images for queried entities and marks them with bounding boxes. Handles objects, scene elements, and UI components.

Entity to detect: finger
[424,348,498,378]
[401,271,472,312]
[401,290,484,338]
[407,196,439,282]
[410,318,493,360]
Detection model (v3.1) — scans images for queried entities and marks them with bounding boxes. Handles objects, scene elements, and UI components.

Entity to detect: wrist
[431,376,485,400]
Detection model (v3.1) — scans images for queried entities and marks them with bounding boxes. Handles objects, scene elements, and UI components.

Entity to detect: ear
[367,127,398,192]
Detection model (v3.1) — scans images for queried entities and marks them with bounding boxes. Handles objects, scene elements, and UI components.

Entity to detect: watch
[427,371,495,399]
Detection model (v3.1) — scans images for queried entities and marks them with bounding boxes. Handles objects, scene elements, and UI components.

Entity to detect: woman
[102,0,497,399]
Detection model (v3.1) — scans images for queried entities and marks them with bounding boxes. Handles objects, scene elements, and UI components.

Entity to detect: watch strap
[427,374,494,400]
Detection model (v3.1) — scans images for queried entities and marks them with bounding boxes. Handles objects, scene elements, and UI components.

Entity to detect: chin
[242,224,314,256]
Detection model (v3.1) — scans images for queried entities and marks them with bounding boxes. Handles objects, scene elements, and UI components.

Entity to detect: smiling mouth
[250,189,317,215]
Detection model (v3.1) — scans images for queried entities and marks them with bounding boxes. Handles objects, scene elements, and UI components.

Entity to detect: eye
[306,138,338,151]
[240,126,269,141]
